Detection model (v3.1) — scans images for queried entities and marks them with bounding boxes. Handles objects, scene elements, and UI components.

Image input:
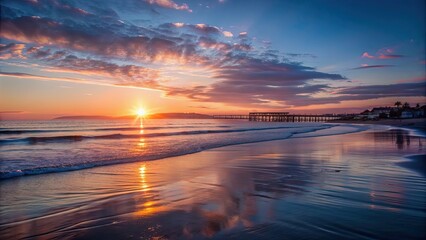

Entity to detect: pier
[212,112,343,122]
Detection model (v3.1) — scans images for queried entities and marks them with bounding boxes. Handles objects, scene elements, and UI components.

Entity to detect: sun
[136,108,147,118]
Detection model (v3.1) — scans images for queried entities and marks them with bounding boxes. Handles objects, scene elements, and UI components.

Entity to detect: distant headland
[53,113,212,120]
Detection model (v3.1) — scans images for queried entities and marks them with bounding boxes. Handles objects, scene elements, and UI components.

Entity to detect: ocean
[1,120,425,239]
[0,119,366,179]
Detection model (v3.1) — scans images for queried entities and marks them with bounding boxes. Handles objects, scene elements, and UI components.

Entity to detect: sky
[0,0,425,119]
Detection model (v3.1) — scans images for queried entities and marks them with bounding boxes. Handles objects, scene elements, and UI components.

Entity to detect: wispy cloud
[146,0,192,12]
[361,48,404,60]
[377,54,404,59]
[351,64,394,70]
[0,111,24,114]
[0,43,26,59]
[0,71,85,84]
[361,52,375,59]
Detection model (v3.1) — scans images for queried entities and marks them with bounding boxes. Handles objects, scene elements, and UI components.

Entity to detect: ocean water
[0,126,425,239]
[0,119,367,179]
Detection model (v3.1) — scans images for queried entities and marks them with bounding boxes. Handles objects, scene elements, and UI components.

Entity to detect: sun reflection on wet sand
[139,164,148,192]
[134,164,171,218]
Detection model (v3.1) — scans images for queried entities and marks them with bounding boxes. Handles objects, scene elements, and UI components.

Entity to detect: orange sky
[1,0,425,120]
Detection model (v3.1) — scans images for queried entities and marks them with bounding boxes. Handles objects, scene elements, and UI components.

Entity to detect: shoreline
[0,123,419,180]
[0,123,367,180]
[328,118,426,133]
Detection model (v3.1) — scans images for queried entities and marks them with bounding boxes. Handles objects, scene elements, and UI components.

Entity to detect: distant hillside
[53,113,212,120]
[53,115,113,120]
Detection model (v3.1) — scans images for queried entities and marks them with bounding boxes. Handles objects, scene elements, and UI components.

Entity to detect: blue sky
[0,0,425,118]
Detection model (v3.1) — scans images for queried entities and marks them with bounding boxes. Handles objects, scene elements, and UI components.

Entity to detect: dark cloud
[378,54,404,59]
[351,65,394,70]
[166,56,424,107]
[0,42,25,59]
[27,46,50,58]
[286,53,317,58]
[166,57,347,107]
[337,82,425,97]
[213,57,345,84]
[285,81,426,106]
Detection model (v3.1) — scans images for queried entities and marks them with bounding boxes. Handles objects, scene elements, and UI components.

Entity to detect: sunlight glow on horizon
[136,108,147,118]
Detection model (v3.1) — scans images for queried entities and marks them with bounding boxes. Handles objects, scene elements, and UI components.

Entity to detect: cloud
[56,55,161,88]
[239,32,248,37]
[361,48,404,59]
[24,47,163,89]
[146,0,192,12]
[27,46,51,58]
[172,22,185,27]
[160,22,227,37]
[286,53,317,58]
[361,52,375,59]
[4,1,419,109]
[377,54,404,59]
[1,46,163,89]
[0,71,85,83]
[222,31,233,38]
[0,16,201,64]
[166,56,347,107]
[351,64,393,70]
[213,57,345,83]
[335,82,425,99]
[0,43,26,59]
[191,24,221,35]
[0,111,24,114]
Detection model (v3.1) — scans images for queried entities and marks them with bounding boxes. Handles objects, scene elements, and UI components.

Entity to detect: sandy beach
[1,125,425,239]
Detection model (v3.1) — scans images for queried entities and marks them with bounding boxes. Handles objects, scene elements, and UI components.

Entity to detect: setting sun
[136,108,147,118]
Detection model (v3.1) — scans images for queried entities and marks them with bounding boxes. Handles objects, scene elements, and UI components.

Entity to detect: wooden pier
[212,112,342,122]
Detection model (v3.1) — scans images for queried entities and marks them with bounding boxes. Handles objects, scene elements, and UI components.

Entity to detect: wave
[0,126,308,145]
[0,124,370,180]
[0,125,232,135]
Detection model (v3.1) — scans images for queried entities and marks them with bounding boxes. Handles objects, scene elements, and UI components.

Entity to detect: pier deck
[212,112,342,122]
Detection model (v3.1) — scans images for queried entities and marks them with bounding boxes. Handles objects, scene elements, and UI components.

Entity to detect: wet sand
[329,118,426,133]
[397,155,426,177]
[1,127,425,239]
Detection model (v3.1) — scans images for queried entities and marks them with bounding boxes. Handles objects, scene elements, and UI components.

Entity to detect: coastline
[328,118,426,133]
[1,127,425,239]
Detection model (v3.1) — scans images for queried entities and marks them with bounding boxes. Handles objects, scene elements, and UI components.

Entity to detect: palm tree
[394,101,402,108]
[403,102,410,109]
